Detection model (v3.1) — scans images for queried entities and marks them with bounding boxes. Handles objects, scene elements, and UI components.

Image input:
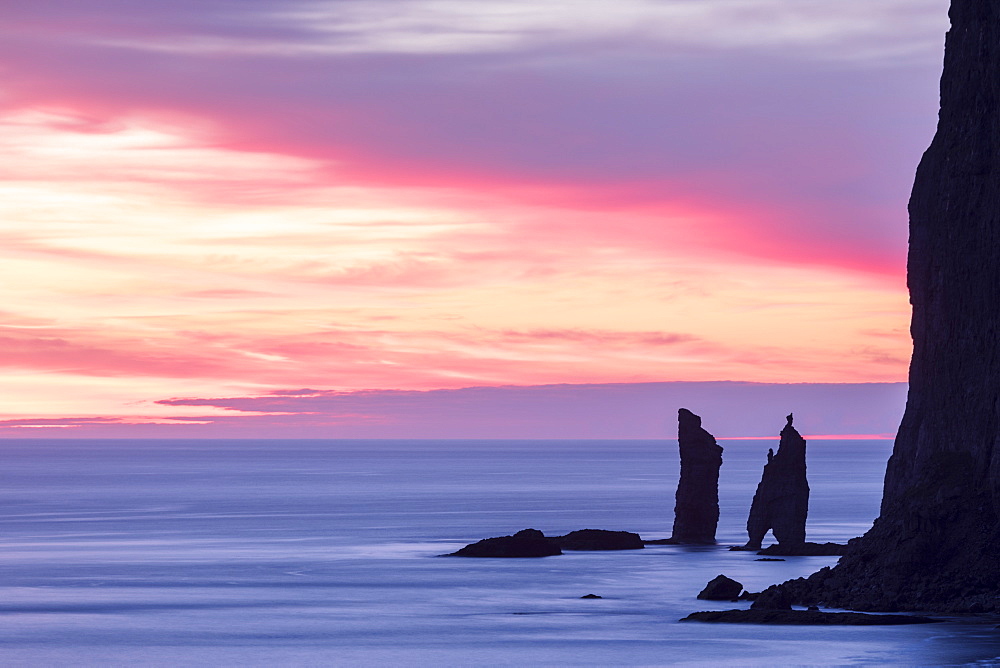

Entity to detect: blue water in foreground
[1,438,999,667]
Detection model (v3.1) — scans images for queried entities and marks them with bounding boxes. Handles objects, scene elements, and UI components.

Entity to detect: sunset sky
[0,1,949,437]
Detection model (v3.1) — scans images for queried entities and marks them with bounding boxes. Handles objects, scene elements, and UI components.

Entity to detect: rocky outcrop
[449,529,562,557]
[697,575,743,600]
[751,585,792,610]
[669,408,723,544]
[777,1,1000,613]
[743,415,809,550]
[553,529,644,551]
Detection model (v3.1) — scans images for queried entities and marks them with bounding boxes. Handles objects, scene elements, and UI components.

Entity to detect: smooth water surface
[0,439,997,666]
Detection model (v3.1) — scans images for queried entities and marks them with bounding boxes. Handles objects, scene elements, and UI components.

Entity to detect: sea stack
[743,414,808,550]
[782,1,1000,613]
[669,408,723,544]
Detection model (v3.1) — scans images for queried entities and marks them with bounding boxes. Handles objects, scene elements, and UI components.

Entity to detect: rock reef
[554,529,644,551]
[743,415,809,550]
[449,528,643,557]
[449,529,562,558]
[680,610,938,625]
[669,408,723,544]
[756,542,845,557]
[776,0,1000,613]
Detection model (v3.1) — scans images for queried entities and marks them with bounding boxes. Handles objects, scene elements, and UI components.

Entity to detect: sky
[0,1,949,437]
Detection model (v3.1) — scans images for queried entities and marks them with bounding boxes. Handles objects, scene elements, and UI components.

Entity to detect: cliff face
[744,415,809,550]
[670,408,723,544]
[787,1,1000,613]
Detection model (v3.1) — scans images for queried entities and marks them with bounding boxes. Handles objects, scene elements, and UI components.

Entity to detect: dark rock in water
[755,558,786,562]
[669,408,723,544]
[757,542,846,557]
[782,1,1000,614]
[751,585,792,610]
[449,528,562,558]
[679,610,939,625]
[697,575,744,601]
[554,529,644,551]
[743,414,809,550]
[580,594,603,599]
[642,538,679,545]
[451,528,643,557]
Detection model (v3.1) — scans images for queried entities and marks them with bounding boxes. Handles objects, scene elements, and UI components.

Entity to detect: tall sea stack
[743,414,809,550]
[787,1,1000,613]
[669,408,723,544]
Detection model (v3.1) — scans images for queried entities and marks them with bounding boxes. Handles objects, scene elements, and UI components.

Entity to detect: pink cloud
[0,333,229,378]
[0,317,907,398]
[498,329,698,346]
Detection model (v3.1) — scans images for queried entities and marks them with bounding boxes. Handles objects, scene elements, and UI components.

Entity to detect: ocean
[0,438,998,666]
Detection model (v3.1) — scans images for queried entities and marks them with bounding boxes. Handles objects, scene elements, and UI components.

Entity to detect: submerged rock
[743,414,809,550]
[553,529,644,551]
[449,529,562,558]
[697,575,743,601]
[669,408,724,544]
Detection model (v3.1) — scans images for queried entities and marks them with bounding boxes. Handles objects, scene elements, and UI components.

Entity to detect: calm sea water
[0,438,998,667]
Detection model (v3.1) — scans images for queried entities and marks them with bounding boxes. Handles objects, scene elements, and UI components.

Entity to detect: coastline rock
[751,585,792,610]
[697,575,743,601]
[669,408,724,544]
[449,529,562,558]
[743,414,809,550]
[782,1,1000,613]
[757,542,846,557]
[680,610,939,625]
[554,529,644,551]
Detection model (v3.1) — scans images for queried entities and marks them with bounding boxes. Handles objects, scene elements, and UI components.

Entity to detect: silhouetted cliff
[669,408,723,543]
[743,415,808,550]
[785,0,1000,613]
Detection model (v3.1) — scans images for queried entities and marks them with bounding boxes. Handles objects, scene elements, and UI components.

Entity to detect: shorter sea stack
[669,408,723,544]
[742,414,809,550]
